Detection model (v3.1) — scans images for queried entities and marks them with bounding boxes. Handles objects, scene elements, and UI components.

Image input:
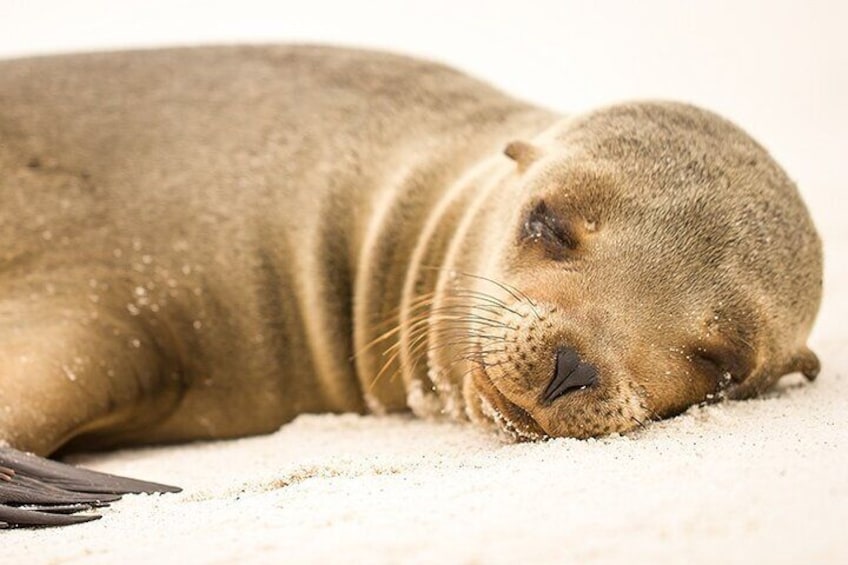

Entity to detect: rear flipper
[0,446,180,528]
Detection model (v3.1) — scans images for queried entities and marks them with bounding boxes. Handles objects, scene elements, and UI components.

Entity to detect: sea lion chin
[0,45,822,525]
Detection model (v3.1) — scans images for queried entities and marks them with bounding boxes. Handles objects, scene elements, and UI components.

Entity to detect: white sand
[3,3,846,563]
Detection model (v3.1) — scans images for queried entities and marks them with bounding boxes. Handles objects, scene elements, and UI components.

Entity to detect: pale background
[3,2,846,563]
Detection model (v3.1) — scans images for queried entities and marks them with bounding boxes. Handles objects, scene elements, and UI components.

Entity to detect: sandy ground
[2,3,846,564]
[4,198,845,564]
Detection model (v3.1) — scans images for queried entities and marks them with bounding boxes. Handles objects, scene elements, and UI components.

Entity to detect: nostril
[556,347,580,377]
[567,363,597,388]
[542,347,598,403]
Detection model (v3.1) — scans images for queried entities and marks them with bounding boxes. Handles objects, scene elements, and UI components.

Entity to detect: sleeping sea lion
[0,45,822,526]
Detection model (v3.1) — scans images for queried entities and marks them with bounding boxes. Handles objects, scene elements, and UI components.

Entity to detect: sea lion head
[458,101,822,440]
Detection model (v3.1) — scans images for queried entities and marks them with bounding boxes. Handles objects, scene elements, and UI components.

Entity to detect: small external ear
[787,347,821,382]
[503,140,543,173]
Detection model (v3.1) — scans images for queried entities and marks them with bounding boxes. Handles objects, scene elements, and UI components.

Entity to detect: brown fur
[0,45,821,454]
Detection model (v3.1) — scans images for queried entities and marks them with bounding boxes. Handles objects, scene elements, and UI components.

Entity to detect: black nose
[542,347,598,403]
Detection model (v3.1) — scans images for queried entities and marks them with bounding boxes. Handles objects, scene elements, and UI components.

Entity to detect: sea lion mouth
[469,363,548,441]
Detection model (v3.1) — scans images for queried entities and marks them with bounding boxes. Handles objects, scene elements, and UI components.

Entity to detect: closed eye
[692,348,750,391]
[522,200,577,258]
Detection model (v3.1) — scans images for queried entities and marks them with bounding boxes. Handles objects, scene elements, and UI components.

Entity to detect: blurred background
[2,0,845,339]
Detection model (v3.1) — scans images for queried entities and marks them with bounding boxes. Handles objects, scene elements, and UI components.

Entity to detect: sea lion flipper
[0,504,102,528]
[0,446,179,528]
[0,446,181,494]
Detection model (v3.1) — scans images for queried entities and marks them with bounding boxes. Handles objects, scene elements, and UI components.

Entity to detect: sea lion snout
[457,299,650,440]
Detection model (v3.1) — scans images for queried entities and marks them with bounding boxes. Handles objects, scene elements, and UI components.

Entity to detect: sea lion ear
[787,347,821,382]
[503,140,543,173]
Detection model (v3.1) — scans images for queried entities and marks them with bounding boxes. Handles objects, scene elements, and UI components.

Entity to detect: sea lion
[0,45,822,526]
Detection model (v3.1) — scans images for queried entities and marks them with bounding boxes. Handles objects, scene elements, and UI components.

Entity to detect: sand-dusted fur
[0,45,821,454]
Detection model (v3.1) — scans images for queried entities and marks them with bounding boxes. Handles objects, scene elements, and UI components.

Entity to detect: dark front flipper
[0,447,180,528]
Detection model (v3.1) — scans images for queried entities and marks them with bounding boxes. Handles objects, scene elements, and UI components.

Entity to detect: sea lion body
[0,46,822,456]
